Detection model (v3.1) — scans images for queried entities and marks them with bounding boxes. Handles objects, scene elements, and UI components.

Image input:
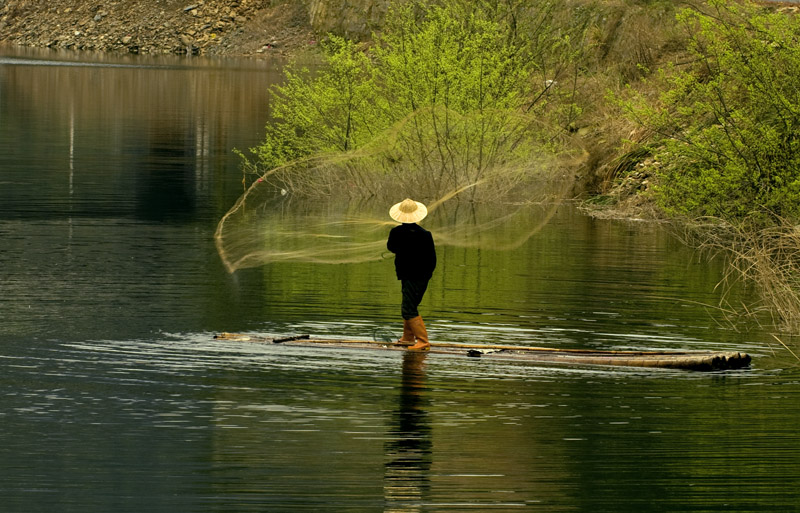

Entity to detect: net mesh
[215,107,580,273]
[214,172,575,274]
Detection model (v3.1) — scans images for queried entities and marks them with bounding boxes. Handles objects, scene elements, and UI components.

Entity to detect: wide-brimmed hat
[389,198,428,223]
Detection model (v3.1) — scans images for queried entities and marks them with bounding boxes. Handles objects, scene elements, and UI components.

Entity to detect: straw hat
[389,198,428,223]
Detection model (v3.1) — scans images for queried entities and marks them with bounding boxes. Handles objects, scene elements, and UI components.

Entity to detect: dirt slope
[0,0,316,57]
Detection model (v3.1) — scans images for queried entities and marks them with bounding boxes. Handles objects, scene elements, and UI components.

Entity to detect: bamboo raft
[213,333,752,372]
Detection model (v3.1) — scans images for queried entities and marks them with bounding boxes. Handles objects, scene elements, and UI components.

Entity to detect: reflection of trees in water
[1,51,281,221]
[384,352,432,513]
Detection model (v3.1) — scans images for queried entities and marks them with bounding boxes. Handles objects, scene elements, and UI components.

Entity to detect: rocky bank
[0,0,391,58]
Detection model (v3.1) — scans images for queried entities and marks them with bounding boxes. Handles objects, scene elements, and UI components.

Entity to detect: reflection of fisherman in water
[384,352,432,512]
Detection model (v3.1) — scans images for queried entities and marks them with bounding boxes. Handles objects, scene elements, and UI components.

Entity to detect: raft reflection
[384,352,432,512]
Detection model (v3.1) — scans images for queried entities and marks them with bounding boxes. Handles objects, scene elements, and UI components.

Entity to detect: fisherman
[387,198,437,351]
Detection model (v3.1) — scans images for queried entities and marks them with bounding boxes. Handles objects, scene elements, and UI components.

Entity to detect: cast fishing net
[215,107,580,273]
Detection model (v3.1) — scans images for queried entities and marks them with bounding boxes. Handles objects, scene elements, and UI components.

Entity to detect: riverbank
[0,0,315,57]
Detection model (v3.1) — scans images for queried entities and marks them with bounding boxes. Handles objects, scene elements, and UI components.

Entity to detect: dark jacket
[387,223,437,280]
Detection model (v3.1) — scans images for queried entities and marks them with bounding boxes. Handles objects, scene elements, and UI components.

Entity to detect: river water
[2,45,799,512]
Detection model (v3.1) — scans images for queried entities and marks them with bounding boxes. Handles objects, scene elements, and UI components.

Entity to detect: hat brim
[389,200,428,223]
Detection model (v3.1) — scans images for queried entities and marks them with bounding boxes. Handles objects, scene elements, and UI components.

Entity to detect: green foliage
[249,36,378,171]
[370,2,550,189]
[625,0,800,224]
[246,0,579,198]
[375,3,533,115]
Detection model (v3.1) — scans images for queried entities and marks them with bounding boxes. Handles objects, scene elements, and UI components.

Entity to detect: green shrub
[625,0,800,224]
[244,0,578,199]
[248,36,378,171]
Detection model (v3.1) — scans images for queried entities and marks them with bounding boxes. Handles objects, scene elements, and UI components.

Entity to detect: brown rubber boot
[407,316,430,351]
[393,319,415,346]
